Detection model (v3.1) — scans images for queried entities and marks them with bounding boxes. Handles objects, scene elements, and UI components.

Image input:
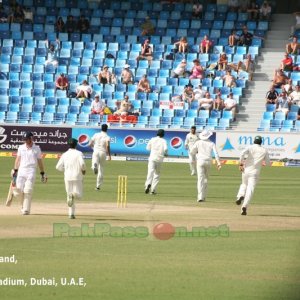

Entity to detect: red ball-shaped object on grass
[153,223,175,240]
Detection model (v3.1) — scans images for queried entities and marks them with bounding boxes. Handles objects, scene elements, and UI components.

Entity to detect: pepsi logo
[170,137,182,149]
[124,135,137,148]
[78,134,90,147]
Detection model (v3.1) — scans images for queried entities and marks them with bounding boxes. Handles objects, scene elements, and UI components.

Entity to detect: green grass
[0,157,300,300]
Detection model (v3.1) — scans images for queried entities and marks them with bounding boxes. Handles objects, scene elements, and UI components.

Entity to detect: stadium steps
[234,14,292,131]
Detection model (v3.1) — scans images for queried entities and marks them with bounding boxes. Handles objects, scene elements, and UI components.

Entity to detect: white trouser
[145,160,162,193]
[196,160,211,200]
[188,151,197,174]
[92,151,106,188]
[65,180,83,216]
[237,171,259,208]
[13,168,36,214]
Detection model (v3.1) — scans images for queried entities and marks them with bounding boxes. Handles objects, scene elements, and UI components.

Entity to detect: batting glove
[40,172,48,183]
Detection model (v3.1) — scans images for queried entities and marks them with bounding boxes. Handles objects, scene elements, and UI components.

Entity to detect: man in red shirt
[280,53,293,72]
[55,73,69,92]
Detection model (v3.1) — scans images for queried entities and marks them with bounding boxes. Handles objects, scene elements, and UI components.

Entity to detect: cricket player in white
[12,132,47,215]
[56,138,86,219]
[236,135,270,215]
[184,126,199,176]
[89,124,111,190]
[190,130,221,202]
[145,129,168,195]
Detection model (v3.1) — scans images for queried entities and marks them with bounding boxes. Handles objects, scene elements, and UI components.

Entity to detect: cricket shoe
[145,184,151,194]
[150,191,157,195]
[69,215,76,219]
[93,163,98,175]
[95,186,100,191]
[21,210,30,215]
[236,196,244,205]
[191,171,196,176]
[197,199,205,202]
[67,194,74,207]
[241,207,247,216]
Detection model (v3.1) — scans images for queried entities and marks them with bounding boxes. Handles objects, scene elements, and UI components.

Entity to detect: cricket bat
[5,181,14,207]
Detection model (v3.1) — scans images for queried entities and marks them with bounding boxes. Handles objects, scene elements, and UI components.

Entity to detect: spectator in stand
[223,70,236,88]
[199,92,214,112]
[228,0,240,12]
[290,12,300,37]
[259,1,271,20]
[0,6,8,23]
[55,17,65,32]
[228,29,239,47]
[114,95,132,116]
[238,26,254,46]
[172,59,188,78]
[213,95,225,111]
[265,85,279,105]
[189,59,204,79]
[65,15,77,34]
[194,84,206,101]
[200,35,212,54]
[280,53,294,72]
[282,79,293,95]
[76,80,93,99]
[11,4,24,23]
[224,92,238,121]
[182,84,195,106]
[98,65,112,85]
[45,39,60,67]
[229,54,255,80]
[286,36,300,55]
[272,69,289,88]
[276,91,291,115]
[121,64,134,85]
[174,37,189,53]
[192,1,203,19]
[290,85,300,106]
[77,15,90,33]
[218,53,228,71]
[23,6,33,23]
[55,73,69,92]
[298,108,300,120]
[247,1,259,21]
[91,95,106,115]
[141,16,155,36]
[137,39,153,64]
[137,75,151,93]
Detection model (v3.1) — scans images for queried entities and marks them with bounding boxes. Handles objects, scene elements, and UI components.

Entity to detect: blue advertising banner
[72,128,216,157]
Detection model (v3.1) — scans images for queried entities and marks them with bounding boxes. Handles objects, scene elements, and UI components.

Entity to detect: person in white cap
[56,138,86,219]
[121,64,134,85]
[145,129,168,195]
[190,130,221,202]
[184,126,199,176]
[11,131,47,215]
[236,135,270,216]
[89,124,111,190]
[91,94,106,115]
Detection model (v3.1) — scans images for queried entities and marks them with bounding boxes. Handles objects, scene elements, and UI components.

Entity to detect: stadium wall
[0,125,299,159]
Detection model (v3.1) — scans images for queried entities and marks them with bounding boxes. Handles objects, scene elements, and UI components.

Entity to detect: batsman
[7,131,47,215]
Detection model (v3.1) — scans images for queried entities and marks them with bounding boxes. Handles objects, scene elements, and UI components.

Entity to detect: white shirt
[76,84,92,94]
[90,131,110,153]
[240,144,270,175]
[17,143,42,170]
[91,99,105,112]
[173,63,186,76]
[146,136,168,163]
[224,97,237,108]
[194,88,206,100]
[190,139,220,164]
[185,133,199,150]
[56,149,86,181]
[290,90,300,104]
